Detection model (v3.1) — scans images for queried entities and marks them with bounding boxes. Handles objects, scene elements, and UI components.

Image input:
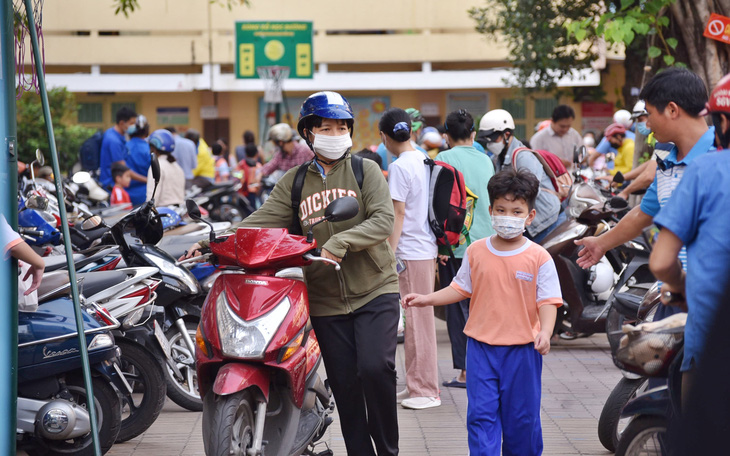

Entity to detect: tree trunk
[669,0,730,91]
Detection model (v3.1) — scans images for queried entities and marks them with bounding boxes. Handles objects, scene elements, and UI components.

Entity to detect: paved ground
[102,318,622,456]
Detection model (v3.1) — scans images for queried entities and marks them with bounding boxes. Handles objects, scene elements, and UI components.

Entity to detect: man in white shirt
[530,105,583,168]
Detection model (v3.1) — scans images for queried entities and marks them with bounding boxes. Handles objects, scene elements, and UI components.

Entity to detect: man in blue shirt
[650,73,730,377]
[99,106,137,189]
[575,69,712,321]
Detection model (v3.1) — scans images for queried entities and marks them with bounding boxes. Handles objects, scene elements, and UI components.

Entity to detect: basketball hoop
[257,65,290,104]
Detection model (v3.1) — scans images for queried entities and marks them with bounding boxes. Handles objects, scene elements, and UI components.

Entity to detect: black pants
[311,293,399,456]
[439,258,470,371]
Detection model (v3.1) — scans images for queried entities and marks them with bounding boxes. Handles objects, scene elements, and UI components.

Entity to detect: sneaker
[401,396,441,410]
[396,389,410,404]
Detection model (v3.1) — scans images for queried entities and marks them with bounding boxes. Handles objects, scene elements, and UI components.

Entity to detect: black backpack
[79,129,104,172]
[290,154,364,235]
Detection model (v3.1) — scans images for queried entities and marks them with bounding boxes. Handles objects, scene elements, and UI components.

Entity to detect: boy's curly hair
[487,168,540,211]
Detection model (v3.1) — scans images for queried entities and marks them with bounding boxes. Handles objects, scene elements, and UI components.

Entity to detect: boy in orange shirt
[404,168,562,456]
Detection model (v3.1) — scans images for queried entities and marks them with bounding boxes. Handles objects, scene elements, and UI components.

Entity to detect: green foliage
[16,88,96,173]
[565,0,682,70]
[469,0,604,94]
[112,0,249,16]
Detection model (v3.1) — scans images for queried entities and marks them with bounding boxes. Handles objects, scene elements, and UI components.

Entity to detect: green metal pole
[1,2,19,452]
[23,1,102,454]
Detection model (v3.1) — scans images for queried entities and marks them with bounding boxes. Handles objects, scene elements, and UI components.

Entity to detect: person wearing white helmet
[259,122,313,177]
[481,108,564,244]
[529,105,584,168]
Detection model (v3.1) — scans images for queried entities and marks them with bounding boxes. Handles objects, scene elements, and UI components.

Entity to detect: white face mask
[312,133,352,160]
[491,215,526,239]
[486,140,505,156]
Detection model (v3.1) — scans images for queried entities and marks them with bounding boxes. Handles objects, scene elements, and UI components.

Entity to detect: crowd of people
[91,66,730,455]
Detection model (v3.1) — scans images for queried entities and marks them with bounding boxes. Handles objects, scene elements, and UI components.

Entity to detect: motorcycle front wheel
[115,340,167,442]
[28,376,121,456]
[202,390,256,456]
[615,415,667,456]
[597,376,648,452]
[164,321,203,411]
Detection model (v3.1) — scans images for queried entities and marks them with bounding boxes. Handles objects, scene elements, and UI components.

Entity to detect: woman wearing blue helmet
[187,91,400,456]
[146,129,185,207]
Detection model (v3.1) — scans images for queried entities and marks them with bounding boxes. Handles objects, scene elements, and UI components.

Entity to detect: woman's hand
[180,242,202,260]
[321,249,342,264]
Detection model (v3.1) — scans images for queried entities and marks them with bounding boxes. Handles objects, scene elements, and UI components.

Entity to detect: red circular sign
[708,19,725,36]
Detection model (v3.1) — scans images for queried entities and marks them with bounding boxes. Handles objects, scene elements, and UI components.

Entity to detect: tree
[468,0,604,94]
[16,87,96,173]
[566,0,730,91]
[113,0,249,17]
[470,0,730,103]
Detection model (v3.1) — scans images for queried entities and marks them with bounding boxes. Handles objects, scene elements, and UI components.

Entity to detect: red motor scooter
[186,196,360,456]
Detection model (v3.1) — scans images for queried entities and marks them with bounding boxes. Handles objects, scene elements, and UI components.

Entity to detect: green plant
[16,87,96,174]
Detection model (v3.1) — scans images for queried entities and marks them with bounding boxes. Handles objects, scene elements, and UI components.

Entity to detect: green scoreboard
[235,21,314,79]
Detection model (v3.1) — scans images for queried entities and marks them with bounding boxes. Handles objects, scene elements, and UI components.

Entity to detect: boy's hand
[534,331,551,355]
[402,293,428,308]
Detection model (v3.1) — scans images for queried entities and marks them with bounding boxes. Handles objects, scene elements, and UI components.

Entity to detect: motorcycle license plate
[153,320,172,359]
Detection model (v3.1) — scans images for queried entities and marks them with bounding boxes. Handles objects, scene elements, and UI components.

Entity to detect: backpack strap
[351,153,364,189]
[290,161,312,236]
[289,154,365,235]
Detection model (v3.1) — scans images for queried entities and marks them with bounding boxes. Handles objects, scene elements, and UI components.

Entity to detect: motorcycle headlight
[216,291,290,359]
[145,254,200,294]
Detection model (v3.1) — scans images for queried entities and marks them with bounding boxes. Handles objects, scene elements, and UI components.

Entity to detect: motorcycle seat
[78,270,131,299]
[44,253,85,272]
[613,292,643,318]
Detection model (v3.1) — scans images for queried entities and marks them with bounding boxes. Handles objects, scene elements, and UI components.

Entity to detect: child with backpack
[403,168,562,456]
[381,108,440,410]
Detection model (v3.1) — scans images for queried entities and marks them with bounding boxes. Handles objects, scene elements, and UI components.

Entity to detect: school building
[34,0,626,150]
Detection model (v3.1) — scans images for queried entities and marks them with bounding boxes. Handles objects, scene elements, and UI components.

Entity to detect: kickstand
[304,441,333,456]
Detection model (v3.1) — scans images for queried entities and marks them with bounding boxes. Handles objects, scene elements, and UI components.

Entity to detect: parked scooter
[16,297,126,456]
[189,196,360,456]
[100,158,205,411]
[610,302,686,456]
[597,283,659,452]
[541,191,630,337]
[186,179,254,223]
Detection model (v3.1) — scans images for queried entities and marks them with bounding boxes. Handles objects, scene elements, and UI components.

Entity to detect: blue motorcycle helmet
[157,206,182,230]
[297,91,355,146]
[149,129,175,153]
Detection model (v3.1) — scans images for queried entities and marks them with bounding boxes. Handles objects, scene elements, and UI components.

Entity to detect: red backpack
[512,147,573,201]
[424,158,467,258]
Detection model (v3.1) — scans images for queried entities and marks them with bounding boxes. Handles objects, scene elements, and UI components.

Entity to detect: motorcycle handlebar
[303,253,341,271]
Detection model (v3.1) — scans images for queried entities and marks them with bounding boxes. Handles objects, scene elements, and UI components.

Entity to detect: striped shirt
[640,127,716,270]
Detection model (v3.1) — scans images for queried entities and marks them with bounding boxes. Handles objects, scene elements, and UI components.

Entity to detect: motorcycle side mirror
[574,145,586,164]
[186,199,202,221]
[609,196,629,210]
[613,171,625,184]
[324,196,359,222]
[186,198,216,244]
[35,149,44,166]
[306,196,360,243]
[72,171,91,184]
[150,154,161,201]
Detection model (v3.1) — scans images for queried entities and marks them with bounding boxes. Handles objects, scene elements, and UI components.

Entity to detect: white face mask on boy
[491,215,526,239]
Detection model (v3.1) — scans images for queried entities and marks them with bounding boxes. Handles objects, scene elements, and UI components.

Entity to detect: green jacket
[202,155,398,316]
